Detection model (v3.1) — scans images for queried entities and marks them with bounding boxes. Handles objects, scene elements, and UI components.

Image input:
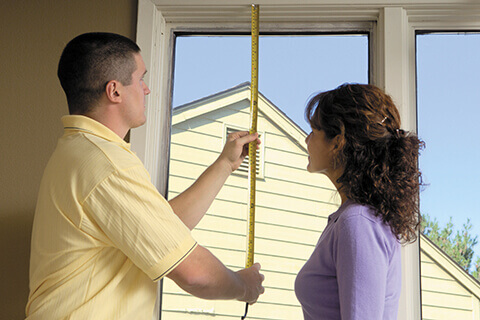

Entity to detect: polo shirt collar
[62,115,130,148]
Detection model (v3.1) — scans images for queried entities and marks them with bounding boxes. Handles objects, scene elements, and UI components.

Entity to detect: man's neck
[84,108,128,140]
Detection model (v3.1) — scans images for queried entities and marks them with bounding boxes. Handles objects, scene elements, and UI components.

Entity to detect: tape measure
[242,4,259,320]
[246,3,259,270]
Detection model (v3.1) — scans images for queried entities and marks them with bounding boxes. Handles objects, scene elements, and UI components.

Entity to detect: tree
[421,214,480,280]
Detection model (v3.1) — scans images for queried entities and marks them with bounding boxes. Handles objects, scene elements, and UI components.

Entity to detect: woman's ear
[105,80,122,103]
[331,134,345,153]
[330,135,346,171]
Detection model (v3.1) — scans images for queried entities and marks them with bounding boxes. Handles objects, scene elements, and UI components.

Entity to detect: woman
[295,84,424,320]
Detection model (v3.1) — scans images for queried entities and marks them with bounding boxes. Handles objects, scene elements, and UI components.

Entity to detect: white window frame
[132,1,480,319]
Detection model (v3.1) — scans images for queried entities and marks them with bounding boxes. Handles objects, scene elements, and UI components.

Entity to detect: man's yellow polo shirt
[26,115,197,320]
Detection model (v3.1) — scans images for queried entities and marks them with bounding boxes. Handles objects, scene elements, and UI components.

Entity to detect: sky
[171,33,480,260]
[416,34,480,247]
[172,35,368,132]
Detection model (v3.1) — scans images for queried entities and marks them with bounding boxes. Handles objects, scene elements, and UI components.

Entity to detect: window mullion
[379,6,422,320]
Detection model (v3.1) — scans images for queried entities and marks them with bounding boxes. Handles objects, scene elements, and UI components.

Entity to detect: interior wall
[0,1,138,318]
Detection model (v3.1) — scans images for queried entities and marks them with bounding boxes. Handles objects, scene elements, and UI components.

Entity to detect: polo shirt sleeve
[82,165,197,281]
[334,208,390,320]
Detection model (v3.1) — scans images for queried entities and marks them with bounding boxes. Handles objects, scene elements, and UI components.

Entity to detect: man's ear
[105,80,122,103]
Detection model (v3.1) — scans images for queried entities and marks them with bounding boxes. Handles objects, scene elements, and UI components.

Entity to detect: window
[133,2,480,319]
[417,32,480,319]
[163,33,368,319]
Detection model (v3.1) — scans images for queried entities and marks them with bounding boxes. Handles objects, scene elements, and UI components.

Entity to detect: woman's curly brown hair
[305,83,425,243]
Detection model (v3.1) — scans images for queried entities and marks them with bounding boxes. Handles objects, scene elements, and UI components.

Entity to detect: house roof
[172,82,309,151]
[420,234,480,299]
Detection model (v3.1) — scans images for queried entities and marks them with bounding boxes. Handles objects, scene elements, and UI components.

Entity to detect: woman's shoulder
[337,201,377,222]
[336,201,398,242]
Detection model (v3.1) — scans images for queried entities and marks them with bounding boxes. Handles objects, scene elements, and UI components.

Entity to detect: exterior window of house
[163,34,368,319]
[417,32,480,319]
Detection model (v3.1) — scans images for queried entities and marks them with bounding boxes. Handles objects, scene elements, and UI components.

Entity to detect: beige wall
[0,1,137,318]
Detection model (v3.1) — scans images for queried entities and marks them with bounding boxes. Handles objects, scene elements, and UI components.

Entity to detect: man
[26,32,264,319]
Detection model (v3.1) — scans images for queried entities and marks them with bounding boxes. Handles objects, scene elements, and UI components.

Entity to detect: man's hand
[236,263,265,305]
[218,131,261,173]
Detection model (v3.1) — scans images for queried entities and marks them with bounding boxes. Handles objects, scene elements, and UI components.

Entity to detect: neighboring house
[420,235,480,320]
[161,82,480,320]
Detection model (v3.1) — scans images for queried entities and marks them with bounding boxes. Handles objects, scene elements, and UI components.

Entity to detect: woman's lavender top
[295,200,401,320]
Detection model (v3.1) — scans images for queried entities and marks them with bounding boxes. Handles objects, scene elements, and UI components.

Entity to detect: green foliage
[421,213,480,280]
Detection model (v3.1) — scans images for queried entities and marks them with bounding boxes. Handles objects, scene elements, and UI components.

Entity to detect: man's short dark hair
[58,32,141,115]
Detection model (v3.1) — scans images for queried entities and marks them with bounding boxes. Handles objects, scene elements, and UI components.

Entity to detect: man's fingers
[226,130,249,141]
[227,131,259,142]
[236,132,261,149]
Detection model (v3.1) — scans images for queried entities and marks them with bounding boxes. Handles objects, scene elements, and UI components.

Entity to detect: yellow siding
[421,244,479,320]
[162,99,340,319]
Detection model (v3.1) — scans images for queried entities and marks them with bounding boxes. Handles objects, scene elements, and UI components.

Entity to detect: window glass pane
[163,34,368,319]
[173,35,368,132]
[417,33,480,319]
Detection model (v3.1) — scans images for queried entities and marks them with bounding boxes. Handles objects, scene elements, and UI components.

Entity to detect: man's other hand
[236,263,265,305]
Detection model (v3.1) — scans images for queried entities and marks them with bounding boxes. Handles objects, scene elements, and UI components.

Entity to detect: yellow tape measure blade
[246,4,259,270]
